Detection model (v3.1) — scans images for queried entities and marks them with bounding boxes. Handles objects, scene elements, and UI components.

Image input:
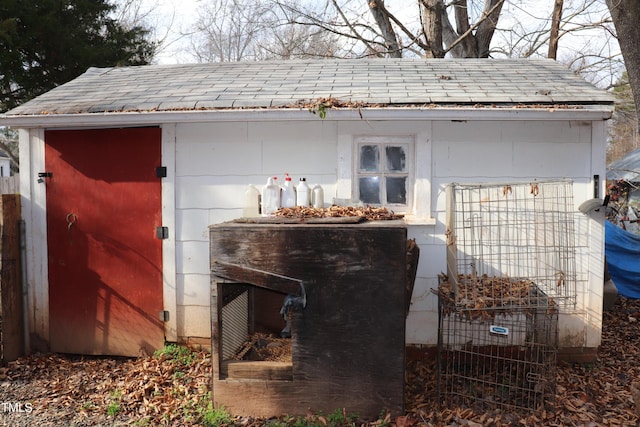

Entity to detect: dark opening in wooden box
[209,220,416,419]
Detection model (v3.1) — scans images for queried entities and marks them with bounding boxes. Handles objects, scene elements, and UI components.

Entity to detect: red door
[45,127,164,356]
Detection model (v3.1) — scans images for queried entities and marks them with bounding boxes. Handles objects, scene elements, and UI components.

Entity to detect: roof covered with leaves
[4,58,613,116]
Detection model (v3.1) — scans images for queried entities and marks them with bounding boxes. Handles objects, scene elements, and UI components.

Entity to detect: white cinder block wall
[174,120,339,338]
[170,118,604,348]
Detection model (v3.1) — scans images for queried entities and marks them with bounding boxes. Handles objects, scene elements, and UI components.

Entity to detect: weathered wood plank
[406,239,420,317]
[212,260,304,296]
[0,194,22,362]
[223,360,292,381]
[232,216,365,224]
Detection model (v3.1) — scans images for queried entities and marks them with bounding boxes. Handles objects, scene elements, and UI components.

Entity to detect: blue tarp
[605,220,640,299]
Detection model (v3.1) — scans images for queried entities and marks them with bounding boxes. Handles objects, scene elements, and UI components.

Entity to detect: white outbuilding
[1,59,613,361]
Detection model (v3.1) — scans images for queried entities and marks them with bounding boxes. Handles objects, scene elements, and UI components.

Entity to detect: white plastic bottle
[281,173,297,208]
[296,178,310,207]
[312,184,324,209]
[243,184,260,217]
[261,176,280,216]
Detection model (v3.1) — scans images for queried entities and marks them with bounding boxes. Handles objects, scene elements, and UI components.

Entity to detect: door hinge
[156,226,169,239]
[156,166,167,178]
[159,310,170,322]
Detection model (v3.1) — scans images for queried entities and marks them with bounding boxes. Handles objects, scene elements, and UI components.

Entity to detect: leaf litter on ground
[1,296,640,426]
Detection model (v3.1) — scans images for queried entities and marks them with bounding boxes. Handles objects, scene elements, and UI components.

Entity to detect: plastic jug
[312,184,324,209]
[281,173,297,208]
[296,178,310,207]
[261,176,280,216]
[243,184,260,217]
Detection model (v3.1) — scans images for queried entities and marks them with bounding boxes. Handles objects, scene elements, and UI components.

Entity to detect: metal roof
[608,147,640,181]
[3,58,613,117]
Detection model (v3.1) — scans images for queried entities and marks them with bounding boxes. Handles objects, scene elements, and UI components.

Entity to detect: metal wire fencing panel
[221,288,250,361]
[438,180,575,412]
[445,180,577,310]
[437,283,559,412]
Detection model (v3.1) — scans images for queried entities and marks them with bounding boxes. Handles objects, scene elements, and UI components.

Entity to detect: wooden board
[223,360,292,381]
[233,216,366,224]
[210,221,408,419]
[0,195,22,362]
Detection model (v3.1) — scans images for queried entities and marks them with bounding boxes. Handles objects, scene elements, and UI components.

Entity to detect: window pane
[359,176,380,204]
[386,177,406,204]
[385,146,406,172]
[360,145,379,172]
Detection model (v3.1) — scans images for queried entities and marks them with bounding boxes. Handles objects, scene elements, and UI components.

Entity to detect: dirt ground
[1,296,640,426]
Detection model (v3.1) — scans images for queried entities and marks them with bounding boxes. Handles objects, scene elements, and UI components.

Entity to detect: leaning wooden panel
[209,220,408,419]
[0,194,22,362]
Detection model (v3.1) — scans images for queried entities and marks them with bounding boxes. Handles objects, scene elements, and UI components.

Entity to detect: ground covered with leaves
[1,296,640,426]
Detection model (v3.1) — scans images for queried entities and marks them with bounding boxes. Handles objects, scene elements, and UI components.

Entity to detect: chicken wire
[438,180,575,412]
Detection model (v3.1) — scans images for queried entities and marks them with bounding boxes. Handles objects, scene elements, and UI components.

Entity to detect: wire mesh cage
[438,180,576,412]
[437,279,559,412]
[445,180,577,309]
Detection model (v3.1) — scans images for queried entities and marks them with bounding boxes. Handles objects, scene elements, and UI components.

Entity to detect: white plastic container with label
[281,173,297,208]
[296,178,310,207]
[261,176,280,216]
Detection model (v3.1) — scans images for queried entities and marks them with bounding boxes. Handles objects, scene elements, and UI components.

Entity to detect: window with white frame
[336,130,432,224]
[354,136,413,211]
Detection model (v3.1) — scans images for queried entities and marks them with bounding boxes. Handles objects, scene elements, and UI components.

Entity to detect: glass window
[386,177,406,204]
[355,140,411,208]
[385,146,406,172]
[360,145,379,172]
[359,176,380,204]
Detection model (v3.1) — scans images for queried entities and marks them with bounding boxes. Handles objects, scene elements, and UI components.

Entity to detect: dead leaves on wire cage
[433,273,558,320]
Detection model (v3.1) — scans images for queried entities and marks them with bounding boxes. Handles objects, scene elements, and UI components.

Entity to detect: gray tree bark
[421,0,503,58]
[606,0,640,142]
[548,0,564,59]
[368,0,402,58]
[420,0,445,58]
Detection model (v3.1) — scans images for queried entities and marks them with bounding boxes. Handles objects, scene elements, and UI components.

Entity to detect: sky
[140,0,419,65]
[138,0,202,64]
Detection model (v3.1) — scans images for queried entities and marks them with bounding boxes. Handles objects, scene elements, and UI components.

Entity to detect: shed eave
[0,105,613,128]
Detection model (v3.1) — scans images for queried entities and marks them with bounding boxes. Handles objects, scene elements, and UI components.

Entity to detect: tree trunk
[368,0,402,58]
[548,0,563,59]
[449,0,478,57]
[420,0,445,58]
[607,0,640,144]
[474,0,505,58]
[424,0,503,58]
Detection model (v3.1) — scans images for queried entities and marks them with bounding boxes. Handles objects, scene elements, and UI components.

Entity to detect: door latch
[37,172,53,183]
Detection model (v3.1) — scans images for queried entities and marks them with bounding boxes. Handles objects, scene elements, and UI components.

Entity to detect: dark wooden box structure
[209,220,414,418]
